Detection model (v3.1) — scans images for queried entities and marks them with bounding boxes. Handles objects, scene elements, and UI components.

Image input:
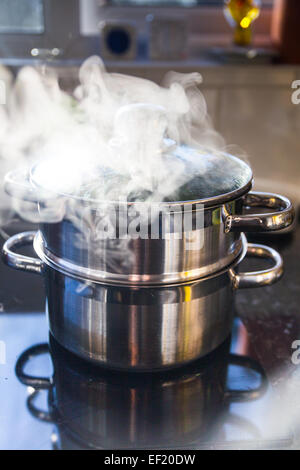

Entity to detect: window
[0,0,44,33]
[0,0,88,61]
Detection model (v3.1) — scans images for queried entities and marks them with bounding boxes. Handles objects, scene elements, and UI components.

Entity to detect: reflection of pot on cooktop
[16,336,267,450]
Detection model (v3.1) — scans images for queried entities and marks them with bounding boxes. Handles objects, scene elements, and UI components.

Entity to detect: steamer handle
[225,191,294,233]
[232,243,283,289]
[2,231,42,275]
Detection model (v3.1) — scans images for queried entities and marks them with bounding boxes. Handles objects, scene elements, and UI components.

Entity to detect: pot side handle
[231,243,283,289]
[225,191,295,233]
[2,231,43,275]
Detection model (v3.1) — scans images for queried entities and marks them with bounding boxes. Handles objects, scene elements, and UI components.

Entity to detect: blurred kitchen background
[0,2,300,450]
[0,0,299,202]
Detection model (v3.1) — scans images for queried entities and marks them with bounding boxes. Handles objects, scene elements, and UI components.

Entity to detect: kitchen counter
[0,219,299,450]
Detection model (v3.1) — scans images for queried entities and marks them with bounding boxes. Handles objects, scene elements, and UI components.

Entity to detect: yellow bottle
[224,0,261,46]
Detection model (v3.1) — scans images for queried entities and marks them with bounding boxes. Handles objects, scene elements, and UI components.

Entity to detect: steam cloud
[0,56,235,273]
[0,56,226,225]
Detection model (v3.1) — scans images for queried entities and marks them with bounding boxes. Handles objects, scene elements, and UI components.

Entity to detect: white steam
[0,55,226,225]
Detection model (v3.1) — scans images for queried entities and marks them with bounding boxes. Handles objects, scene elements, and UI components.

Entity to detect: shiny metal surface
[225,191,295,233]
[37,190,292,285]
[38,200,244,285]
[36,227,244,285]
[232,243,283,289]
[5,166,294,285]
[15,338,267,449]
[2,231,43,275]
[2,231,284,369]
[45,269,234,370]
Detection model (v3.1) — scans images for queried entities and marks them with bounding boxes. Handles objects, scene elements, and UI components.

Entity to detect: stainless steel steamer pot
[3,232,283,370]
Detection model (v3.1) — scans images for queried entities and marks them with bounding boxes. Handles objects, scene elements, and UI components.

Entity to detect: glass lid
[30,144,252,207]
[164,146,252,203]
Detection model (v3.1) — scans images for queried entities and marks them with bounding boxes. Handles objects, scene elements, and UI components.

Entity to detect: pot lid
[165,146,252,204]
[30,144,252,207]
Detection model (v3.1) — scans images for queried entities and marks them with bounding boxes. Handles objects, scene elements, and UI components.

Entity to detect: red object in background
[271,0,300,64]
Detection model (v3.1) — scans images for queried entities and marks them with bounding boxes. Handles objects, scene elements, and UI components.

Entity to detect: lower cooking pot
[3,231,283,370]
[15,337,267,449]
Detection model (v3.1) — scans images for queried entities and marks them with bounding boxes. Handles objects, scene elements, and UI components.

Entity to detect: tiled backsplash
[200,66,300,202]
